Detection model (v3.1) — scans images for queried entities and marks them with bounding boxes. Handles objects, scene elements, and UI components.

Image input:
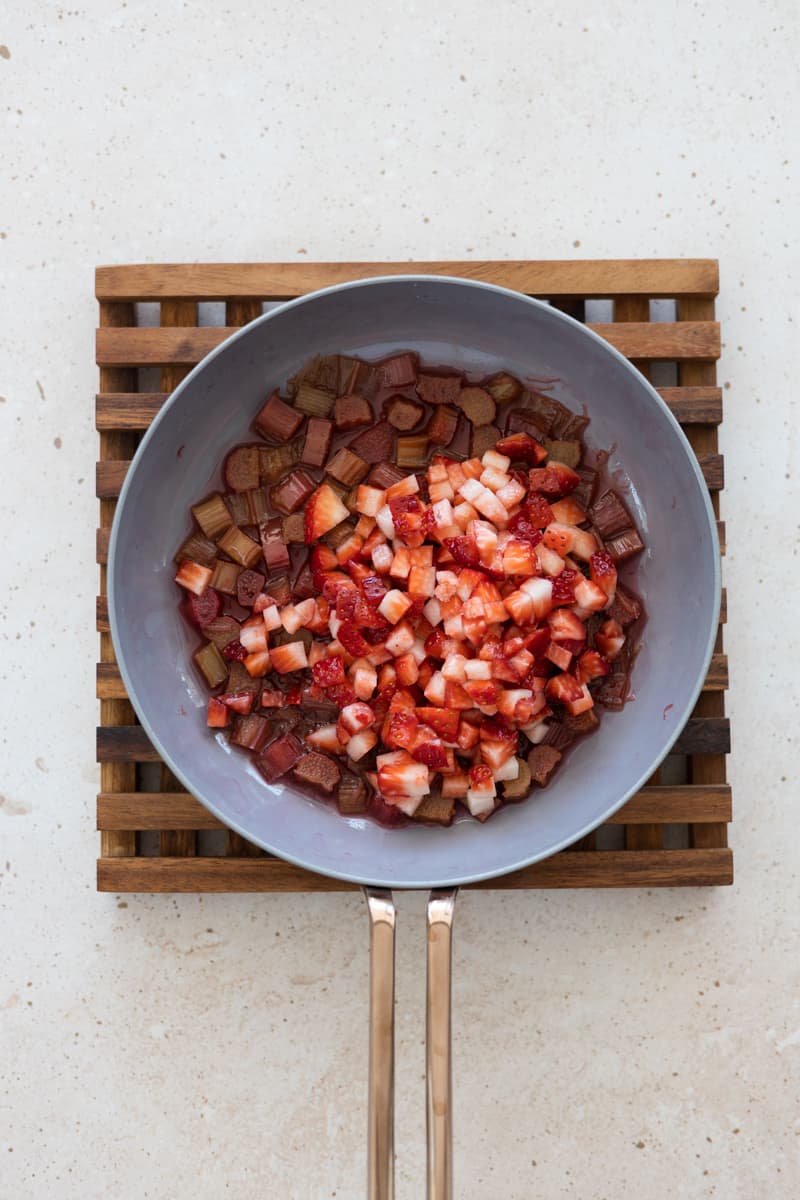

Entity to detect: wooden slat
[95,260,719,302]
[96,392,167,430]
[704,653,729,691]
[672,717,730,756]
[96,783,732,832]
[95,320,721,368]
[96,595,109,632]
[98,301,138,860]
[96,527,110,564]
[97,726,160,763]
[97,662,127,700]
[698,453,724,491]
[97,847,733,892]
[159,762,196,858]
[656,386,722,424]
[94,384,723,435]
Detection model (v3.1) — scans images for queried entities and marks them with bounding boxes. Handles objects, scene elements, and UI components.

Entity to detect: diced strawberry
[326,682,358,708]
[573,578,609,613]
[175,560,213,596]
[243,649,272,677]
[520,576,554,620]
[550,570,579,607]
[441,771,470,798]
[240,615,268,653]
[525,494,556,528]
[260,688,284,707]
[385,619,415,657]
[312,655,346,688]
[361,575,389,607]
[535,543,566,577]
[423,669,447,706]
[462,679,500,707]
[219,690,255,715]
[338,702,376,737]
[496,479,527,510]
[589,550,618,600]
[480,738,516,770]
[494,431,548,464]
[221,639,247,662]
[377,749,430,799]
[502,539,537,576]
[411,736,449,769]
[378,589,414,625]
[338,622,371,657]
[285,685,302,705]
[444,536,482,568]
[305,483,350,542]
[310,544,339,588]
[504,588,534,625]
[424,628,457,660]
[545,672,585,708]
[306,724,344,755]
[507,512,543,547]
[576,649,611,683]
[496,687,537,722]
[542,522,577,556]
[551,497,587,525]
[466,763,497,818]
[350,661,378,700]
[270,641,309,674]
[346,729,378,762]
[415,707,459,741]
[530,461,581,498]
[595,619,626,661]
[570,528,598,560]
[336,532,364,564]
[383,710,419,751]
[548,608,586,643]
[355,484,387,517]
[408,565,437,598]
[523,626,551,657]
[394,652,419,686]
[545,641,573,671]
[444,680,474,710]
[207,696,230,727]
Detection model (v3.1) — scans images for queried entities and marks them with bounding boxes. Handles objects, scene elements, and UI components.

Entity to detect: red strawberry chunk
[338,622,371,657]
[383,710,419,751]
[326,682,358,708]
[494,431,548,464]
[312,655,346,688]
[361,575,389,606]
[548,608,586,642]
[411,735,449,769]
[595,619,625,660]
[415,707,460,741]
[219,690,255,715]
[336,587,359,620]
[175,560,213,596]
[270,641,309,674]
[576,649,611,683]
[222,639,247,662]
[444,536,481,568]
[589,550,618,599]
[551,569,579,606]
[310,544,338,587]
[305,483,350,542]
[545,672,584,706]
[207,697,230,727]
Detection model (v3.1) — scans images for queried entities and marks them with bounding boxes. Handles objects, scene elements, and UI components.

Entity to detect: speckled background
[1,2,798,1197]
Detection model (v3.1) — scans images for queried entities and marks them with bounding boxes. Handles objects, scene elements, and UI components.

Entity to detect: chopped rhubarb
[300,417,334,469]
[191,493,233,540]
[256,391,304,442]
[256,732,305,783]
[334,393,373,431]
[293,751,341,794]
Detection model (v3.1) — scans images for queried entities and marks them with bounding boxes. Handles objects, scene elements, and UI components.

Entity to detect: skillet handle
[365,888,396,1200]
[426,888,458,1200]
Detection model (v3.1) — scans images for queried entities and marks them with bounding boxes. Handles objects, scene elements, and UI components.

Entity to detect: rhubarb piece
[191,493,233,540]
[270,468,317,516]
[338,771,369,814]
[416,373,462,406]
[605,586,642,628]
[255,731,305,782]
[223,490,250,525]
[256,391,304,442]
[457,386,496,427]
[202,615,241,649]
[207,696,230,728]
[294,380,335,418]
[224,444,260,493]
[193,642,228,688]
[523,390,562,435]
[174,531,218,568]
[300,416,333,469]
[396,435,429,468]
[527,744,562,787]
[594,672,629,710]
[244,487,269,525]
[469,423,501,459]
[573,466,598,509]
[378,351,418,389]
[293,751,341,794]
[500,758,532,802]
[349,420,395,464]
[543,438,581,470]
[551,406,589,441]
[334,392,372,431]
[289,353,354,396]
[231,713,270,752]
[264,571,292,606]
[225,661,259,696]
[385,395,425,431]
[182,587,222,630]
[486,371,523,405]
[413,791,456,825]
[605,528,645,562]
[304,483,350,542]
[282,512,306,544]
[426,405,460,446]
[209,560,240,595]
[589,489,634,539]
[217,526,262,569]
[236,568,266,608]
[258,517,290,572]
[258,439,301,483]
[326,447,370,488]
[367,462,405,490]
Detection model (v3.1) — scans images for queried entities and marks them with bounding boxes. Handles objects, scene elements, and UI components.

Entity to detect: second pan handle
[365,888,396,1200]
[426,888,458,1200]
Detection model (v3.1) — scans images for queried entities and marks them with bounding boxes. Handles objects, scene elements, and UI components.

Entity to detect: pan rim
[108,274,721,888]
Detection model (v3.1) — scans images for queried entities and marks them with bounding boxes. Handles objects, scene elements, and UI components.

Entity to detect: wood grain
[97,847,733,892]
[96,321,721,368]
[95,260,720,302]
[96,784,732,832]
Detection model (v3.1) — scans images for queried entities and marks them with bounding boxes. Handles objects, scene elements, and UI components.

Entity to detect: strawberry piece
[444,536,482,568]
[376,751,430,811]
[550,570,579,606]
[383,710,419,751]
[312,656,346,688]
[304,483,350,542]
[394,652,419,687]
[456,718,481,751]
[416,708,460,741]
[480,738,517,770]
[285,684,303,704]
[508,512,544,547]
[305,724,345,755]
[338,702,376,737]
[346,729,378,762]
[338,622,370,657]
[545,672,585,707]
[494,431,548,464]
[576,649,611,683]
[522,626,551,657]
[589,550,618,600]
[524,494,556,528]
[184,588,222,630]
[270,641,309,674]
[207,697,230,727]
[326,682,358,708]
[244,649,272,677]
[573,578,609,613]
[361,575,389,607]
[310,543,339,585]
[175,560,213,596]
[221,639,247,662]
[550,497,587,525]
[545,641,573,671]
[529,462,580,498]
[260,688,285,707]
[462,679,500,706]
[411,736,449,769]
[219,690,255,715]
[548,608,586,643]
[542,522,576,556]
[444,681,474,710]
[595,619,625,660]
[378,589,414,625]
[336,587,359,621]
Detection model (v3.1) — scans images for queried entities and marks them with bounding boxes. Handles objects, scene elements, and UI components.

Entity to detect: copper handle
[365,888,396,1200]
[426,888,458,1200]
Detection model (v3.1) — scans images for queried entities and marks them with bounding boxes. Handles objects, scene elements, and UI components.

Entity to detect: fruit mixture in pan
[174,352,644,826]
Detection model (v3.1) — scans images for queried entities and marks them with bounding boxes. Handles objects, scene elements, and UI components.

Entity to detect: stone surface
[1,1,798,1196]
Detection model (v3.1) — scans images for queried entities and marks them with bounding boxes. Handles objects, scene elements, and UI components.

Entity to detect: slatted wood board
[96,260,732,892]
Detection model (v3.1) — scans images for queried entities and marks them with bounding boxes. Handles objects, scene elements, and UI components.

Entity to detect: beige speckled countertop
[1,2,798,1196]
